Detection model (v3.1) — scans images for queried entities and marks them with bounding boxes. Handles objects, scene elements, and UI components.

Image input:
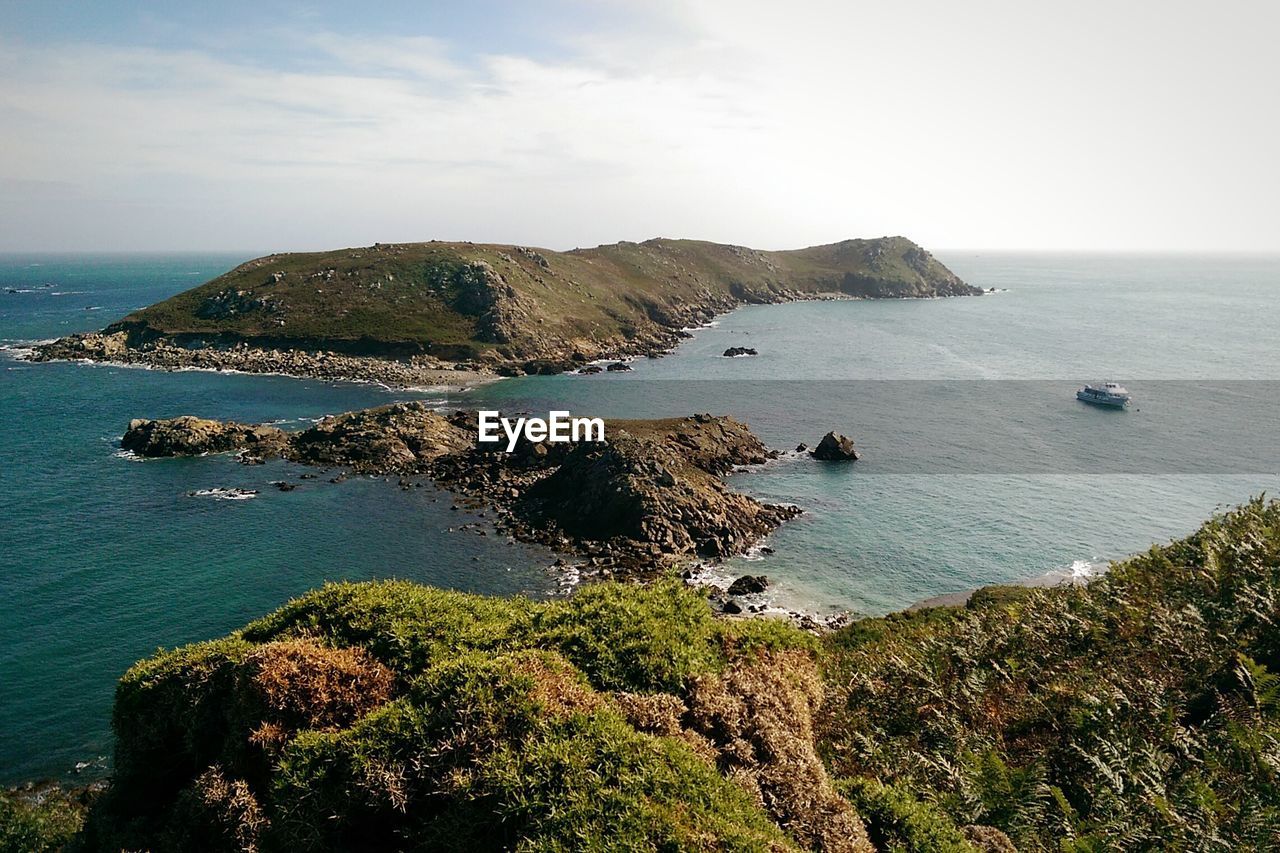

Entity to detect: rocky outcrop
[288,404,472,472]
[122,416,288,458]
[123,403,472,471]
[518,421,799,561]
[727,575,769,595]
[811,432,860,462]
[722,346,758,357]
[119,407,800,570]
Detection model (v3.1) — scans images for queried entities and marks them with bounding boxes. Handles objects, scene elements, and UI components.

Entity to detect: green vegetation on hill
[101,236,977,361]
[20,501,1280,851]
[821,496,1280,850]
[79,581,873,852]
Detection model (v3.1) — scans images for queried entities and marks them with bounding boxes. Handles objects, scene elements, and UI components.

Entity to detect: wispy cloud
[1,1,1278,251]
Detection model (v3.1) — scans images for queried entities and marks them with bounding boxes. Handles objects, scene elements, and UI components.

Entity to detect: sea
[2,250,1278,784]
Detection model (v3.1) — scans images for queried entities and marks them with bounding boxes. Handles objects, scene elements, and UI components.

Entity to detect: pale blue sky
[1,1,1277,252]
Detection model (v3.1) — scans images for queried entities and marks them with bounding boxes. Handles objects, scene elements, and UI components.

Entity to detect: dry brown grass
[191,766,268,853]
[513,654,603,718]
[611,690,720,764]
[687,649,874,853]
[244,639,394,749]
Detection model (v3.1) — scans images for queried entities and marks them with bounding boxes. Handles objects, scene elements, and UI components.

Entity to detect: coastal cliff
[31,236,978,382]
[121,405,800,568]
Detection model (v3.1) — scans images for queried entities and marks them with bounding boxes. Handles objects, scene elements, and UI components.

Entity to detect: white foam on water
[732,452,805,474]
[187,487,258,501]
[0,343,36,361]
[1069,558,1103,579]
[556,565,581,593]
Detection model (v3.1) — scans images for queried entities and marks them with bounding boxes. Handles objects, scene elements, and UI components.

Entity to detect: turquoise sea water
[2,251,1278,784]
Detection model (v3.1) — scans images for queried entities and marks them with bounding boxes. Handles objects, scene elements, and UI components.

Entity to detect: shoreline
[20,335,503,392]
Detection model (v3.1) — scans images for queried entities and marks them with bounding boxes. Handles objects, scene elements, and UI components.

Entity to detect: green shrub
[837,777,976,852]
[269,650,796,851]
[92,579,819,851]
[964,585,1035,611]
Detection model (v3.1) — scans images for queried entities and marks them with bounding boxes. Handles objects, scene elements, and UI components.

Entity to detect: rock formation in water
[811,431,860,461]
[121,405,799,567]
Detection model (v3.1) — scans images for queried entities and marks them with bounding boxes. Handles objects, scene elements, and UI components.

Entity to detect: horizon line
[2,244,1280,257]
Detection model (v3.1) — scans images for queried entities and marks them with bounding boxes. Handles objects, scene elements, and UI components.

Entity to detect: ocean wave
[679,320,721,333]
[112,448,146,463]
[0,342,41,361]
[1069,558,1104,579]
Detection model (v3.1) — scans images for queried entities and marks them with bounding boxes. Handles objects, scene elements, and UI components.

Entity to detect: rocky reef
[30,332,492,389]
[121,404,800,568]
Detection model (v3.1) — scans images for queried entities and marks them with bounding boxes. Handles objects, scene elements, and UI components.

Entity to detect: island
[29,236,978,384]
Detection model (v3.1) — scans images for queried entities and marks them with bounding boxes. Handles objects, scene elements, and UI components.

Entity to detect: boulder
[810,432,859,462]
[605,362,632,372]
[722,346,758,357]
[728,575,769,596]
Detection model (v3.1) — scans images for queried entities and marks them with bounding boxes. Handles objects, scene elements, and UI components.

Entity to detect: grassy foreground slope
[822,497,1280,850]
[100,236,977,361]
[76,583,873,852]
[14,500,1279,851]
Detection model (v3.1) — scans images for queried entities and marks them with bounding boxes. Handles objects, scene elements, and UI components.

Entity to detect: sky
[1,0,1277,253]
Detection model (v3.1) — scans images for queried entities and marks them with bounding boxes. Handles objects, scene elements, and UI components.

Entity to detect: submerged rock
[811,431,860,462]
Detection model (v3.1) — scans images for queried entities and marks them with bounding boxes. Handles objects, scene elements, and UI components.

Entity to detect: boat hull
[1076,391,1129,408]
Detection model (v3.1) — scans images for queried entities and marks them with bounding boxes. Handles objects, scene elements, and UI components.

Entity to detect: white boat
[1076,381,1131,408]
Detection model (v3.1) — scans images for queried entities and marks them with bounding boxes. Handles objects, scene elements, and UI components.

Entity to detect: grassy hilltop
[13,499,1280,851]
[98,236,977,361]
